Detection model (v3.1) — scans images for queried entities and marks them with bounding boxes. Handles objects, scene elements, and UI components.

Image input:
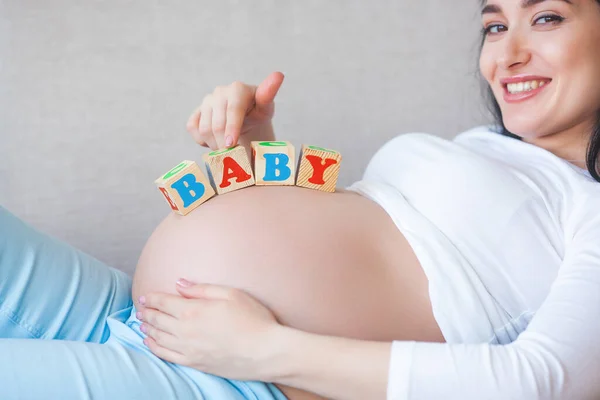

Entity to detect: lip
[499,75,551,85]
[500,75,552,104]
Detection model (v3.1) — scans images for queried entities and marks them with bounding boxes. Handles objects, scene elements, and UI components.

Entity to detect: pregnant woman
[2,0,600,399]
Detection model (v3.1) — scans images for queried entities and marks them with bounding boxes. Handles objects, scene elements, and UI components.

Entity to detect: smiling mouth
[502,79,552,94]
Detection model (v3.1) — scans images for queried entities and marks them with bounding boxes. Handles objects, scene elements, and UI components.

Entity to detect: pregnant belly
[132,185,444,400]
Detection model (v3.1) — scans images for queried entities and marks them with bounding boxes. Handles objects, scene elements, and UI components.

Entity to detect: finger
[176,282,236,301]
[142,322,183,351]
[224,98,246,148]
[255,71,285,109]
[142,292,185,318]
[211,96,228,149]
[186,105,202,142]
[199,102,218,150]
[143,336,190,366]
[140,308,180,335]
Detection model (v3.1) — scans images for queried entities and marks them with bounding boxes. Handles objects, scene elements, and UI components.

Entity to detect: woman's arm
[140,281,392,400]
[379,207,600,399]
[139,281,390,399]
[267,326,391,400]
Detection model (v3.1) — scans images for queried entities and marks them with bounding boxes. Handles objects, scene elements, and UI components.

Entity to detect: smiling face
[479,0,600,150]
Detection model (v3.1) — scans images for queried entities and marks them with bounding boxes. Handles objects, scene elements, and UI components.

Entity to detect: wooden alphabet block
[202,145,255,195]
[295,145,342,193]
[155,160,216,215]
[251,141,296,186]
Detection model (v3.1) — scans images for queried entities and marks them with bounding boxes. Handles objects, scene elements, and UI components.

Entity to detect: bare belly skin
[132,185,445,400]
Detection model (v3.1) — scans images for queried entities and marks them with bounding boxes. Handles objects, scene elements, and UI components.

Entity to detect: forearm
[237,121,276,160]
[266,326,391,400]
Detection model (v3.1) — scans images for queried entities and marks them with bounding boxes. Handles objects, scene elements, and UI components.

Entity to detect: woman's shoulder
[376,125,499,149]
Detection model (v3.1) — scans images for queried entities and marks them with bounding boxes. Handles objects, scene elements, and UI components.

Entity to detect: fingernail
[176,278,194,288]
[138,296,146,305]
[140,324,148,333]
[136,311,143,320]
[225,135,233,147]
[143,338,149,347]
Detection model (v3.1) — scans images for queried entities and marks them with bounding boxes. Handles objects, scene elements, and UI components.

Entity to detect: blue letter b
[263,153,291,181]
[171,173,206,208]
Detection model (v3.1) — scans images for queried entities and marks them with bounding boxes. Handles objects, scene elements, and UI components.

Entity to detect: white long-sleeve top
[346,125,600,399]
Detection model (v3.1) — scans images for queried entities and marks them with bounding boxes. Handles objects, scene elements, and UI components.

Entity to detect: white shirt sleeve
[387,208,600,400]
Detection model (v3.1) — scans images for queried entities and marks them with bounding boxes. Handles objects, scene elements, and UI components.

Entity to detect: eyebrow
[482,0,573,15]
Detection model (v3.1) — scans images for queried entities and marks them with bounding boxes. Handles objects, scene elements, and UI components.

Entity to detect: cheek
[479,46,495,83]
[537,23,600,83]
[537,36,577,74]
[540,32,600,107]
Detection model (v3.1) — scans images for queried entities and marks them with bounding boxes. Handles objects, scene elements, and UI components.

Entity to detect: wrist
[258,324,298,382]
[260,325,392,400]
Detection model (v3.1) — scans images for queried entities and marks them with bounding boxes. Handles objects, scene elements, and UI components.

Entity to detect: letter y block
[251,141,296,186]
[295,145,342,193]
[155,160,216,215]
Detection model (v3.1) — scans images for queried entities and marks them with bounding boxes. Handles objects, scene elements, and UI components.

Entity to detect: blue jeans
[0,205,287,400]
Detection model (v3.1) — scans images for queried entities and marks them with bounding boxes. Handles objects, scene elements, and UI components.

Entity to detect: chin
[501,116,546,140]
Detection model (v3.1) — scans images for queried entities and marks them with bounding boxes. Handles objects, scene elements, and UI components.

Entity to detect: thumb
[254,71,285,111]
[175,279,233,300]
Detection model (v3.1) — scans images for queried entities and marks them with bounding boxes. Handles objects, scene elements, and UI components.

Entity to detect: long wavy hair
[478,0,600,182]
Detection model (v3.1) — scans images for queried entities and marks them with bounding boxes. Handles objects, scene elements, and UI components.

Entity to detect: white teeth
[506,80,548,94]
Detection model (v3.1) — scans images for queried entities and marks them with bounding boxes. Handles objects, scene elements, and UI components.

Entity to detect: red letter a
[220,156,252,188]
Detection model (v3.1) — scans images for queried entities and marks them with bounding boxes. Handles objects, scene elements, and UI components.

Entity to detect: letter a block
[251,141,296,186]
[155,160,216,216]
[295,145,342,193]
[202,145,255,195]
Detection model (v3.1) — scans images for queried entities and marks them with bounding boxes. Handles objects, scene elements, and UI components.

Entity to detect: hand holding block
[295,145,342,193]
[251,141,296,186]
[203,145,255,195]
[155,160,216,215]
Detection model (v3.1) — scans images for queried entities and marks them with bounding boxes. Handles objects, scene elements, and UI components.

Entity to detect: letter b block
[295,145,342,193]
[155,160,216,215]
[251,141,296,186]
[203,145,255,195]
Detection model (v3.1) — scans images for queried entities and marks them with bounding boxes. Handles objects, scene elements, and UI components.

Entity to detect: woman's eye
[484,24,507,35]
[533,14,565,25]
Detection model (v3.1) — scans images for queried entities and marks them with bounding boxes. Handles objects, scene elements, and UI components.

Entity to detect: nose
[497,30,531,70]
